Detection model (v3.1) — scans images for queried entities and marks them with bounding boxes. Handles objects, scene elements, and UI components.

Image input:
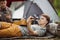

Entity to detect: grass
[57,9,60,17]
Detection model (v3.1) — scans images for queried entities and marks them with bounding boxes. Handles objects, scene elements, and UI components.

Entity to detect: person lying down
[0,14,50,37]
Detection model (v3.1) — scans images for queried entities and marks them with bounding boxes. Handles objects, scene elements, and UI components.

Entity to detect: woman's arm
[27,23,38,35]
[27,16,38,35]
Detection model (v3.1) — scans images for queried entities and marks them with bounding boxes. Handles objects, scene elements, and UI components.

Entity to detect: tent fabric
[23,1,43,19]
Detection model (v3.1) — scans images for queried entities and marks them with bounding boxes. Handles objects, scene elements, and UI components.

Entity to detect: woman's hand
[27,16,34,24]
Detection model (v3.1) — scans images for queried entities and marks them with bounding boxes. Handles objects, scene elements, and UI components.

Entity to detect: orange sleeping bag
[0,19,27,37]
[13,19,27,26]
[0,22,22,37]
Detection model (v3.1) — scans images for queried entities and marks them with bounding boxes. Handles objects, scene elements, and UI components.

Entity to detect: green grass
[57,9,60,17]
[53,0,60,17]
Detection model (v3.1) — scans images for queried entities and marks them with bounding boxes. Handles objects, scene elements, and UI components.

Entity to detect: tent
[12,0,60,22]
[23,0,60,21]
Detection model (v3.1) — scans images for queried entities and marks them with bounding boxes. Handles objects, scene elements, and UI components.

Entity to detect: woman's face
[38,16,48,25]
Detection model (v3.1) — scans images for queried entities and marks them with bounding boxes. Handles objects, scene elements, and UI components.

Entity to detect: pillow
[47,23,58,35]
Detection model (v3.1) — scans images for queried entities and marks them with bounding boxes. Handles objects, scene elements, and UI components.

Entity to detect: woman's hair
[41,14,50,25]
[0,0,6,1]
